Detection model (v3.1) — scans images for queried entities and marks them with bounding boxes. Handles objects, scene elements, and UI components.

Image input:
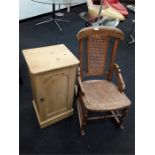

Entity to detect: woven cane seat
[81,80,131,111]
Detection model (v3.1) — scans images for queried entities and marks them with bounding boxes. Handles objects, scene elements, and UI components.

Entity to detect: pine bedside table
[23,44,79,128]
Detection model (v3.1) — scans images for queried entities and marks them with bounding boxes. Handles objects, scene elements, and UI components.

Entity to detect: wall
[19,0,86,20]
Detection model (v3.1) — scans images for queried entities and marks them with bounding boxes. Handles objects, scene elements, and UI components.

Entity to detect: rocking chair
[76,26,131,135]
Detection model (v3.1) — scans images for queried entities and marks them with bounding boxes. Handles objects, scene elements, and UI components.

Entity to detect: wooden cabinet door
[36,69,71,120]
[43,70,69,119]
[33,66,76,124]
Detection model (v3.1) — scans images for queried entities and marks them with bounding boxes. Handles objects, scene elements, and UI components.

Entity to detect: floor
[19,4,135,155]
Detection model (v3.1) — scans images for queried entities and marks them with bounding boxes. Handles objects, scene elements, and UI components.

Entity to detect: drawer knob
[40,97,45,102]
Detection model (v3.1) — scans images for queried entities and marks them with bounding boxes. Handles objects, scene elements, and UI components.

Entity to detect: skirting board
[32,100,73,128]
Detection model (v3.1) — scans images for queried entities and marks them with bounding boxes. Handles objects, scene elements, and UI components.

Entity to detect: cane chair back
[76,26,124,80]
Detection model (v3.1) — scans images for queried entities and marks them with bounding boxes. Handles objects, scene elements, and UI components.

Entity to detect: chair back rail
[76,26,124,80]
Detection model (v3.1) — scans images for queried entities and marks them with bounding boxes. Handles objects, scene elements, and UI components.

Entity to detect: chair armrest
[77,67,85,95]
[113,63,126,92]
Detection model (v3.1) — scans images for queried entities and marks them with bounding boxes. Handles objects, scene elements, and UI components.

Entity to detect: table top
[79,12,120,27]
[32,0,79,5]
[23,44,79,74]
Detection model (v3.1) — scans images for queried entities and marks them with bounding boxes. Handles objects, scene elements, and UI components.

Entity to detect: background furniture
[86,0,125,21]
[20,0,86,20]
[127,4,135,45]
[128,19,135,44]
[80,0,120,27]
[32,0,78,31]
[23,44,79,128]
[79,12,119,27]
[76,26,131,135]
[55,3,64,16]
[104,0,128,16]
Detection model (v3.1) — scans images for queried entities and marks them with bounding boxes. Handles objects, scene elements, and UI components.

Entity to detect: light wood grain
[23,44,79,128]
[23,44,79,74]
[33,100,73,128]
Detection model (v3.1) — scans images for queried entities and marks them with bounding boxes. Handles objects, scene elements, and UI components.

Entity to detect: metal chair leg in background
[35,3,70,31]
[128,19,135,45]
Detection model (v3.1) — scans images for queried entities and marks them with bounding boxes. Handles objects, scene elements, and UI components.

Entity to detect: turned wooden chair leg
[77,96,87,135]
[81,105,88,135]
[119,107,129,128]
[81,120,86,136]
[74,85,79,99]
